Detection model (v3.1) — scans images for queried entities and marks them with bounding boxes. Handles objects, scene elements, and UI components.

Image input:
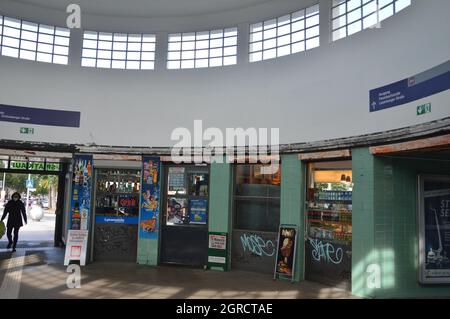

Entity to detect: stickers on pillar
[69,154,93,231]
[139,157,161,239]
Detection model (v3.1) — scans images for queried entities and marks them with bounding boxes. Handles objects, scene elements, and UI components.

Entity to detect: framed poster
[274,225,298,282]
[139,157,161,239]
[418,175,450,284]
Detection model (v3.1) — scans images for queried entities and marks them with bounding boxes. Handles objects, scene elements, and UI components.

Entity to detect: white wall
[0,0,449,148]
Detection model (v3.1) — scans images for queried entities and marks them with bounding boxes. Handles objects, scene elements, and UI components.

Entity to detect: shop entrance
[160,164,209,267]
[91,167,141,262]
[0,156,68,248]
[231,164,281,274]
[305,160,353,289]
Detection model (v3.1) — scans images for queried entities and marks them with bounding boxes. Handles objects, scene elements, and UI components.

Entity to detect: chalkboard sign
[274,225,298,282]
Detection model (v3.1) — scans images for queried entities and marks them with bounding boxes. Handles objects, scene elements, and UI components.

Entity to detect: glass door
[160,164,209,267]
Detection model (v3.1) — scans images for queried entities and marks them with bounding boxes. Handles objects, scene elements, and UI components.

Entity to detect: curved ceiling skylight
[332,0,411,41]
[81,31,156,70]
[167,27,238,69]
[249,3,320,63]
[0,15,70,65]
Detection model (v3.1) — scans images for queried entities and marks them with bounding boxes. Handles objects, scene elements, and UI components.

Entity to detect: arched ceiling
[11,0,284,18]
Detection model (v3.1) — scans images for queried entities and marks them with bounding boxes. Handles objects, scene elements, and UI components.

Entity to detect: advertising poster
[420,177,450,283]
[167,198,187,225]
[64,230,89,266]
[139,157,161,239]
[189,199,207,224]
[168,167,185,193]
[69,155,93,230]
[274,225,298,281]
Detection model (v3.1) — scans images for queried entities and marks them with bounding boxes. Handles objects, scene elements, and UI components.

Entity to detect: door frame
[159,162,210,266]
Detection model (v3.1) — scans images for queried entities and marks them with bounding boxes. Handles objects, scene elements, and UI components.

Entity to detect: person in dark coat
[1,192,27,252]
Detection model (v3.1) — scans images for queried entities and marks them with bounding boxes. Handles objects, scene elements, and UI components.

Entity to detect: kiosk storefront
[304,160,353,289]
[160,163,210,267]
[231,163,281,274]
[90,160,142,262]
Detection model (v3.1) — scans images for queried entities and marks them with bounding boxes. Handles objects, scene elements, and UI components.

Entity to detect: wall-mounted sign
[20,127,34,134]
[419,175,450,284]
[370,60,450,112]
[417,103,432,116]
[95,216,139,224]
[9,161,60,171]
[139,157,161,239]
[0,104,81,127]
[64,230,89,266]
[274,225,298,282]
[209,234,227,250]
[208,232,228,271]
[69,155,93,231]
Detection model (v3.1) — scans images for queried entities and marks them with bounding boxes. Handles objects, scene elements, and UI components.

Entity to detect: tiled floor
[0,246,357,299]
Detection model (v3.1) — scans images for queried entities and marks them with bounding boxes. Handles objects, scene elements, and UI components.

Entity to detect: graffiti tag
[240,234,275,257]
[309,239,343,264]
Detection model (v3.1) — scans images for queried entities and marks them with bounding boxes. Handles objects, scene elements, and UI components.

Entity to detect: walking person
[1,192,27,252]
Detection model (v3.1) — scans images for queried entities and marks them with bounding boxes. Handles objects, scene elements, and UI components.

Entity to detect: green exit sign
[20,127,35,134]
[417,103,431,116]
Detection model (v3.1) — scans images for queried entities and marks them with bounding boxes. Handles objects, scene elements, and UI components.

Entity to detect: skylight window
[81,31,156,70]
[167,27,238,69]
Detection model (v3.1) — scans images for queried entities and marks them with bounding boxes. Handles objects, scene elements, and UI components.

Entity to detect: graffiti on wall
[309,238,343,264]
[240,233,276,257]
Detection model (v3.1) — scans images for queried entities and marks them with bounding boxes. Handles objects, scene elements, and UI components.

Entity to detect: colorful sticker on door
[139,157,161,239]
[69,155,93,230]
[189,199,207,224]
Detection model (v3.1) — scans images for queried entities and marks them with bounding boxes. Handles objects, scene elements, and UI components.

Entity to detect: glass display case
[306,188,352,244]
[304,161,353,288]
[95,169,141,217]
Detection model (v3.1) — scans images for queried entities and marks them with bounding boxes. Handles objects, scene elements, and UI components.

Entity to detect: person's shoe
[6,243,11,249]
[12,248,16,253]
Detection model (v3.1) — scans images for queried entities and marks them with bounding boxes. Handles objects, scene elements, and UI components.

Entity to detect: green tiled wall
[352,147,450,298]
[280,154,305,282]
[208,157,232,234]
[208,157,232,271]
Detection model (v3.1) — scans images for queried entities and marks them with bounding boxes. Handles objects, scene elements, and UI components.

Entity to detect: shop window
[165,166,209,226]
[233,164,281,233]
[305,161,353,288]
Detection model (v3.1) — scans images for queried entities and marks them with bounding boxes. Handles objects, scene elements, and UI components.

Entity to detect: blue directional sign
[370,60,450,112]
[0,104,80,127]
[26,179,34,188]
